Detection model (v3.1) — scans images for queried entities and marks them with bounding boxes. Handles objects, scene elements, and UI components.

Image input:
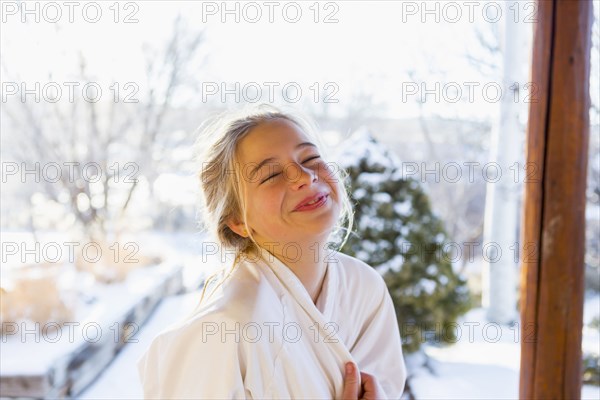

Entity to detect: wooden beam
[519,0,593,398]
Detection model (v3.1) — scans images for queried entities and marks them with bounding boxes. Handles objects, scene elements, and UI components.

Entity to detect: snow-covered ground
[80,290,203,399]
[0,230,221,398]
[118,230,213,291]
[406,309,521,399]
[1,229,222,294]
[408,297,600,400]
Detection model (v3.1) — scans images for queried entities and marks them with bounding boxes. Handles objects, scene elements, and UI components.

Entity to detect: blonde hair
[189,104,354,312]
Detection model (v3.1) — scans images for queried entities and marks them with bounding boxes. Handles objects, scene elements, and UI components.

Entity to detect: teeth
[305,196,322,206]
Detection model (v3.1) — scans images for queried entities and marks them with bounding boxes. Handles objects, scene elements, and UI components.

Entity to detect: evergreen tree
[336,129,472,353]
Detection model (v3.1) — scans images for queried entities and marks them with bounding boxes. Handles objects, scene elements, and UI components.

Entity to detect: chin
[306,215,338,236]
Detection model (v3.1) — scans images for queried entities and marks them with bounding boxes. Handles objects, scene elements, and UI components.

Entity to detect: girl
[137,105,407,399]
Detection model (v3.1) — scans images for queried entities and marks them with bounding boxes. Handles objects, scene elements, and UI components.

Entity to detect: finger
[360,372,382,400]
[360,372,376,392]
[341,362,359,399]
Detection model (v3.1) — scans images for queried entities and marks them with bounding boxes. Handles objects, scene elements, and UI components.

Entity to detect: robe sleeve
[136,314,251,399]
[350,276,407,400]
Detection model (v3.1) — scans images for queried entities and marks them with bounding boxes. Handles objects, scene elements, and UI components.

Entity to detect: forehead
[236,119,311,161]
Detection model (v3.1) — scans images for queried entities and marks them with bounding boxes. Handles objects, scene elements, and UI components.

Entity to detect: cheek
[321,161,339,180]
[318,163,341,198]
[251,187,284,216]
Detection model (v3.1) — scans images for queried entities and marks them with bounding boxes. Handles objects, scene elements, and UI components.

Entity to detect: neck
[260,238,330,304]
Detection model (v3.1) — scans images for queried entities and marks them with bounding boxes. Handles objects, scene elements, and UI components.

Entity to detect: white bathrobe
[137,246,407,399]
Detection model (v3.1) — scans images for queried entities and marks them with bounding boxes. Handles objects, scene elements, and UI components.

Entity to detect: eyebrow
[248,142,317,179]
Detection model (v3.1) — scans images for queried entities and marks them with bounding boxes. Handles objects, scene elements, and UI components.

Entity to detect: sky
[0,0,547,120]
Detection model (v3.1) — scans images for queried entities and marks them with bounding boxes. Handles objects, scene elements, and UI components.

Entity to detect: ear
[226,218,249,238]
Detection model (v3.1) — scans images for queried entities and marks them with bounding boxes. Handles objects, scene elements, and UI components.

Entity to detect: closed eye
[260,172,281,184]
[259,156,320,185]
[303,155,321,163]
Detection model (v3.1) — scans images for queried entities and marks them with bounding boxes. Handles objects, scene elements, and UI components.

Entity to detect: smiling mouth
[305,196,323,205]
[294,193,329,211]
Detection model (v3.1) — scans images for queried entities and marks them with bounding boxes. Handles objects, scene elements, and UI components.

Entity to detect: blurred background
[0,1,598,398]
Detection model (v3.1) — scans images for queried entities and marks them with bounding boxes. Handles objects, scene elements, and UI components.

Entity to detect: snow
[408,305,600,400]
[335,129,396,169]
[79,291,203,399]
[434,233,446,244]
[400,225,410,237]
[118,230,220,291]
[583,293,600,356]
[583,385,600,400]
[153,173,197,206]
[380,254,405,274]
[408,348,519,399]
[358,216,385,231]
[362,240,378,253]
[425,264,437,275]
[0,230,222,398]
[356,250,370,261]
[584,293,600,325]
[418,279,437,295]
[0,261,181,377]
[394,200,413,216]
[373,192,392,203]
[358,172,389,187]
[353,187,367,200]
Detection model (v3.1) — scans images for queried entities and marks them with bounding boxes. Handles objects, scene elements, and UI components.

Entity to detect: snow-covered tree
[336,130,472,353]
[1,14,204,242]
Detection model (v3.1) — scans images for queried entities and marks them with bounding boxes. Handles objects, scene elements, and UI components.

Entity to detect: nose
[285,162,316,189]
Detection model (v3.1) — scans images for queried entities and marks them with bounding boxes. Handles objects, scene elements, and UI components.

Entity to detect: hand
[341,362,386,400]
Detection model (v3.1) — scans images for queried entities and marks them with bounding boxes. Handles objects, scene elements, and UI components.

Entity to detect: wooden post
[519,0,593,399]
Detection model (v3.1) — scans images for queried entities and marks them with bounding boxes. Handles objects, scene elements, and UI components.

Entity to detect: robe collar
[249,246,355,399]
[251,245,338,324]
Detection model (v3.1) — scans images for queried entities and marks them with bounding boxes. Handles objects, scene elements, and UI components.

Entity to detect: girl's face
[231,118,341,248]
